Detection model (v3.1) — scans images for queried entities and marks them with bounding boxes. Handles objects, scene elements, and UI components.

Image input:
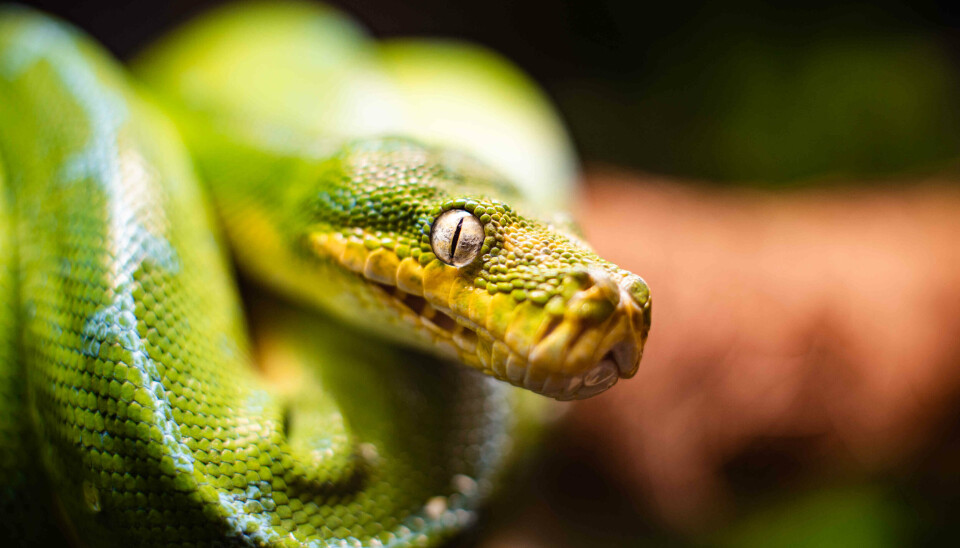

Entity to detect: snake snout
[513,267,650,400]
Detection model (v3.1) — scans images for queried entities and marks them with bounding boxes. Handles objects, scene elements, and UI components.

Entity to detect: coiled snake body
[0,3,650,546]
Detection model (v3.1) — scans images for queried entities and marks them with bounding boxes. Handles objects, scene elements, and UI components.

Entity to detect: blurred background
[26,0,960,545]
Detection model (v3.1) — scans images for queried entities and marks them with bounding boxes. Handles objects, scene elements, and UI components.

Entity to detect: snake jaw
[311,230,650,400]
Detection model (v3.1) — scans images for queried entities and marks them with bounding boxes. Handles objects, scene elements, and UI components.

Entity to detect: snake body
[0,3,650,546]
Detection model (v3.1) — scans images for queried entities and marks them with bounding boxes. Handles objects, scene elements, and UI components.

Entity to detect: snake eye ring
[430,209,484,267]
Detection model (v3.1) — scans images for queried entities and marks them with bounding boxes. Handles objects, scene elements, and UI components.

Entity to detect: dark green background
[25,0,960,185]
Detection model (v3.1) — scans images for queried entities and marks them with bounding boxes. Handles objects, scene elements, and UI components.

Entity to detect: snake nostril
[569,267,595,289]
[561,268,624,323]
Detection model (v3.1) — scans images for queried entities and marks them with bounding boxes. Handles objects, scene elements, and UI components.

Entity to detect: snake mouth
[312,232,650,400]
[369,275,646,400]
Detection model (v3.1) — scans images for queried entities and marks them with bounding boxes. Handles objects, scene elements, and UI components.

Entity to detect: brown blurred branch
[567,169,960,527]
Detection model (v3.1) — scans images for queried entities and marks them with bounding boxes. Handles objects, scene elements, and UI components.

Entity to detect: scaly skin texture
[0,2,650,546]
[137,2,651,399]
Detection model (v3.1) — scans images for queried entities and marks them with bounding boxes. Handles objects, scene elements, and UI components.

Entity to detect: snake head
[308,138,650,400]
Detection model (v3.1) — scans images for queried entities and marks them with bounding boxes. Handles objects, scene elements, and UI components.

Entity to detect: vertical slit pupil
[450,217,464,259]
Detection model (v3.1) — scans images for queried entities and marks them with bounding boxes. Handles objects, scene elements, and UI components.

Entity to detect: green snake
[0,2,651,546]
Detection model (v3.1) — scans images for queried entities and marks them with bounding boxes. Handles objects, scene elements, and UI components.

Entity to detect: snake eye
[431,209,484,267]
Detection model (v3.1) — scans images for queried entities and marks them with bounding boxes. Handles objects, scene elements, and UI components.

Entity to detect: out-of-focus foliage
[623,35,959,184]
[717,486,913,548]
[559,8,960,185]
